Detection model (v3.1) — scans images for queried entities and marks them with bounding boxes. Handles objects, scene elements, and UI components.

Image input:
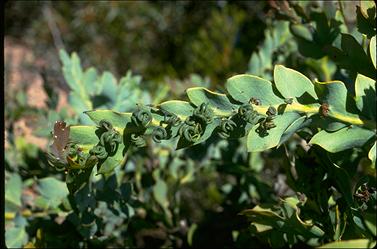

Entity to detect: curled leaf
[218,119,237,139]
[131,108,152,128]
[131,134,147,147]
[152,126,168,143]
[89,145,108,159]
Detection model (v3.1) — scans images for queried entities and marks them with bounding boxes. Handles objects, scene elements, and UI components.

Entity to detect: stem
[5,210,57,219]
[337,0,348,29]
[254,103,376,130]
[43,3,65,51]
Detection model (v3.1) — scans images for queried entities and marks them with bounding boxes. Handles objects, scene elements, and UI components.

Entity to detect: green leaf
[341,34,375,78]
[187,223,198,247]
[63,52,82,92]
[176,118,220,150]
[5,226,28,248]
[249,152,264,172]
[158,100,194,120]
[59,50,76,89]
[226,74,283,105]
[248,21,292,80]
[5,174,22,211]
[355,74,376,120]
[68,92,93,125]
[322,120,348,132]
[370,36,376,68]
[315,80,362,123]
[328,163,354,207]
[242,205,282,219]
[38,177,69,199]
[85,110,132,128]
[290,24,312,41]
[281,197,325,238]
[274,65,317,99]
[369,142,376,168]
[59,49,70,66]
[71,53,84,85]
[98,147,125,175]
[66,167,93,194]
[153,177,168,209]
[186,87,237,116]
[100,72,117,103]
[319,239,376,248]
[70,125,100,152]
[356,4,376,39]
[115,73,143,112]
[60,50,92,111]
[247,112,301,152]
[278,115,309,146]
[360,0,376,16]
[37,177,69,208]
[241,205,284,228]
[243,199,324,243]
[353,213,370,236]
[249,53,261,77]
[196,119,220,144]
[309,126,375,153]
[85,109,160,135]
[70,123,127,171]
[296,36,326,59]
[364,212,377,237]
[83,67,98,96]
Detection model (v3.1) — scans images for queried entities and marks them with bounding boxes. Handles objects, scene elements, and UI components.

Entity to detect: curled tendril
[97,119,122,154]
[238,103,259,124]
[193,103,213,124]
[161,110,181,127]
[100,131,122,154]
[257,116,276,137]
[177,104,212,143]
[184,116,197,126]
[68,143,79,157]
[218,119,237,139]
[238,103,253,116]
[266,106,277,117]
[152,126,168,143]
[262,116,276,129]
[90,145,108,159]
[256,106,278,137]
[99,119,113,131]
[131,109,152,128]
[179,124,201,143]
[262,106,277,129]
[110,132,122,151]
[131,133,147,147]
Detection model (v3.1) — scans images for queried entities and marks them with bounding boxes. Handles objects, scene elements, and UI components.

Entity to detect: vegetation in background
[4,1,267,87]
[4,1,376,248]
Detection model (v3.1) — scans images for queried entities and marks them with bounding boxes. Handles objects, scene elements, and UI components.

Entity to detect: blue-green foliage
[248,21,295,80]
[59,50,151,124]
[4,1,377,248]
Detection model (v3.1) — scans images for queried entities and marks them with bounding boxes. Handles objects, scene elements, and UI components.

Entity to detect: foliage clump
[5,1,376,248]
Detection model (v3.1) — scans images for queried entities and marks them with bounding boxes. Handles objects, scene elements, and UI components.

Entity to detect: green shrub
[5,1,376,248]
